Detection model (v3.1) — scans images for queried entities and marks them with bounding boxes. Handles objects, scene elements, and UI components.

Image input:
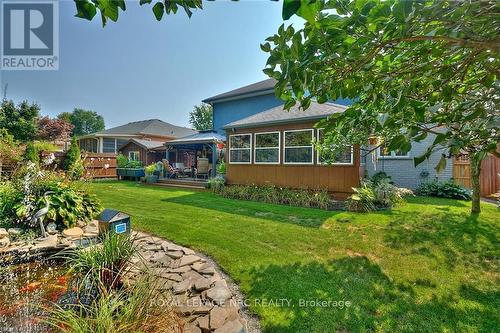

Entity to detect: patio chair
[162,159,178,179]
[195,158,209,179]
[174,162,193,177]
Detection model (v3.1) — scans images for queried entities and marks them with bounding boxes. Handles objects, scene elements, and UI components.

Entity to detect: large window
[103,138,116,153]
[254,132,280,164]
[128,151,140,161]
[378,145,410,158]
[317,129,353,165]
[284,129,314,164]
[229,134,252,164]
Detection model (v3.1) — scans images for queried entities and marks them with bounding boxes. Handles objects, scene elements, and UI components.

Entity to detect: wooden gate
[453,154,500,197]
[40,151,117,179]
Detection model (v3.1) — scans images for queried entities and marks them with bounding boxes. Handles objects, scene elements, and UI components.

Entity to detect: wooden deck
[156,177,208,190]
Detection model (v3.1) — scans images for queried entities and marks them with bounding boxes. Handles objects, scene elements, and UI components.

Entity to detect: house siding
[364,135,453,189]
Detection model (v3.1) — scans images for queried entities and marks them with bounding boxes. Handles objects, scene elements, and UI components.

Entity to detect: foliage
[216,160,226,174]
[23,142,40,165]
[36,116,74,142]
[347,179,411,212]
[73,0,202,26]
[416,181,472,200]
[189,103,213,130]
[370,171,392,185]
[2,164,101,230]
[144,163,157,176]
[217,184,332,210]
[116,154,128,168]
[264,0,500,213]
[58,108,105,137]
[65,137,84,180]
[0,129,22,165]
[64,233,136,291]
[48,276,180,333]
[0,99,39,142]
[34,141,60,152]
[206,177,225,192]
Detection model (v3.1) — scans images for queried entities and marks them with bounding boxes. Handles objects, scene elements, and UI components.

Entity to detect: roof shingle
[203,78,276,103]
[92,119,196,138]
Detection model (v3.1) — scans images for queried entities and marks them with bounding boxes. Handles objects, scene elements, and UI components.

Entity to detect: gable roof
[223,101,348,129]
[166,130,226,146]
[120,138,166,150]
[91,119,196,138]
[203,78,276,104]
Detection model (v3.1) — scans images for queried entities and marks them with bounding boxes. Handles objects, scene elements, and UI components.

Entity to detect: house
[118,138,166,166]
[203,78,456,193]
[203,79,357,197]
[77,119,196,155]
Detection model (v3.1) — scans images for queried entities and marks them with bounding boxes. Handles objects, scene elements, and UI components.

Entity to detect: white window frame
[283,129,314,165]
[376,146,410,159]
[228,133,252,164]
[128,151,140,161]
[316,129,354,165]
[254,131,281,165]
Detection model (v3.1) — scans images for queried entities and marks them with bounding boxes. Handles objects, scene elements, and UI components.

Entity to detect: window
[229,134,252,164]
[254,132,280,164]
[103,138,116,153]
[378,145,410,158]
[128,151,140,161]
[284,129,314,164]
[317,129,353,165]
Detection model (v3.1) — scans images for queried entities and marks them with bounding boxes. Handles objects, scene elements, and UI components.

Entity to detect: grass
[89,181,499,333]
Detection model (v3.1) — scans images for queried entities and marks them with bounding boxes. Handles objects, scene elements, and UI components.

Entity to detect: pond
[0,260,68,333]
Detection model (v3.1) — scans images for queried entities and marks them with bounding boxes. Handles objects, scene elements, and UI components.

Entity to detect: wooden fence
[40,151,117,179]
[453,154,500,197]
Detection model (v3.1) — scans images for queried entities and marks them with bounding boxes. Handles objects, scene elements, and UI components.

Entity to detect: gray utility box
[98,209,131,235]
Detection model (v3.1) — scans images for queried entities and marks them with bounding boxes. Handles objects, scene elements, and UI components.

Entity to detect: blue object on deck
[98,208,131,235]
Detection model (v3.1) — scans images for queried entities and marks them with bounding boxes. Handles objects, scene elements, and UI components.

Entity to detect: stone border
[130,231,262,333]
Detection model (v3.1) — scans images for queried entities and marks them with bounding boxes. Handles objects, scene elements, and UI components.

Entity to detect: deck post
[211,143,217,178]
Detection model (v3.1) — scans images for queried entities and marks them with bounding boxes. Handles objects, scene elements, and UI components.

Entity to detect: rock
[194,278,212,291]
[0,237,9,248]
[155,255,173,267]
[164,273,183,282]
[62,227,84,240]
[199,265,216,275]
[161,242,184,252]
[7,228,23,236]
[31,235,58,251]
[210,306,229,330]
[167,265,192,274]
[166,251,184,259]
[0,228,8,238]
[182,247,195,255]
[197,315,210,333]
[206,280,232,305]
[142,244,162,251]
[173,279,193,294]
[178,255,202,267]
[46,223,58,235]
[213,320,245,333]
[184,323,202,333]
[182,270,205,282]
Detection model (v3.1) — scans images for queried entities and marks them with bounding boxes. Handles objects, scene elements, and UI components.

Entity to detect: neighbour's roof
[88,119,196,138]
[223,101,348,129]
[120,138,166,150]
[202,78,276,103]
[165,131,226,146]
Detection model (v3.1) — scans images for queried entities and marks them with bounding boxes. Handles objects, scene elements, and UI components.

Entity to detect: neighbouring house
[77,119,196,155]
[118,138,166,166]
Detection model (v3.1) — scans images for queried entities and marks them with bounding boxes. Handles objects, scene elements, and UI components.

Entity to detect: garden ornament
[30,191,54,239]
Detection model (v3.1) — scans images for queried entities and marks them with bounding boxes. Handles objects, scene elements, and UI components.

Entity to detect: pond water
[0,261,68,333]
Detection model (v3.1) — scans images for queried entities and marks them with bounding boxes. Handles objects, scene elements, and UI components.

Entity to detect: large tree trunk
[470,153,482,214]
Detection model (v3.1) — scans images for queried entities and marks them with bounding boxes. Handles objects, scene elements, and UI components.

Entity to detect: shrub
[0,129,22,166]
[370,171,392,185]
[416,181,471,200]
[23,142,40,164]
[216,161,226,174]
[144,164,156,176]
[217,184,332,210]
[207,177,225,192]
[346,183,376,212]
[116,154,128,168]
[34,141,60,152]
[347,179,411,212]
[64,137,84,180]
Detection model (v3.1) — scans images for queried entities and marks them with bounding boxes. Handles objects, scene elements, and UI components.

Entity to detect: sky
[0,0,302,128]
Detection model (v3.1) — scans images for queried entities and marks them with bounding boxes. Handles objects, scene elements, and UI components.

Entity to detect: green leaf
[260,42,271,52]
[75,0,97,20]
[152,2,164,21]
[139,0,152,5]
[282,0,301,20]
[434,155,447,174]
[296,0,320,25]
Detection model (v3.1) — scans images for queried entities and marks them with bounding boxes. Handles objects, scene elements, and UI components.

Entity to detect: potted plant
[144,163,158,183]
[116,154,145,180]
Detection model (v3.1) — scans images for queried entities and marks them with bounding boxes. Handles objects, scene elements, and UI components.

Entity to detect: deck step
[154,180,206,190]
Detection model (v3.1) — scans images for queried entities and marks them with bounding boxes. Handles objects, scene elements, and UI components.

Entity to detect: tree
[73,0,202,26]
[58,108,105,137]
[64,137,84,180]
[263,0,499,214]
[37,116,74,142]
[23,142,39,165]
[189,103,213,131]
[0,100,39,142]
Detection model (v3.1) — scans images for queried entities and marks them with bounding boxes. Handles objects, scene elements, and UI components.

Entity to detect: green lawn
[89,181,499,333]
